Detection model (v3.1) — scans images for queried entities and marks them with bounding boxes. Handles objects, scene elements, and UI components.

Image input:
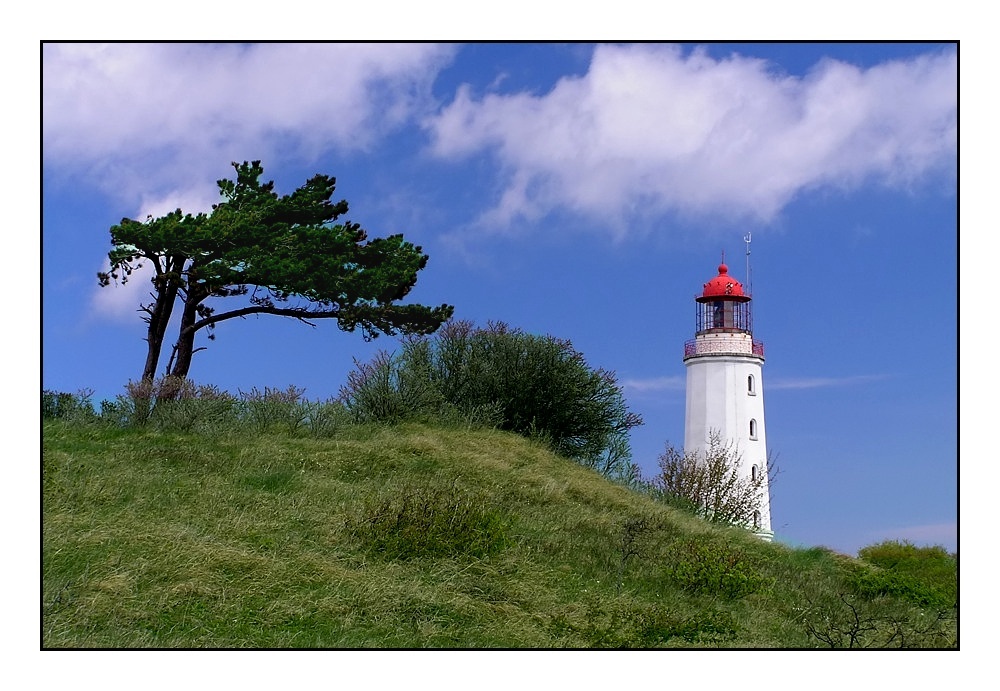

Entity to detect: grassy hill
[42,419,957,648]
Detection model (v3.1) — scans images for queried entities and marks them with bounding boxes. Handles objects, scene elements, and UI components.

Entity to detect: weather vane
[744,233,752,296]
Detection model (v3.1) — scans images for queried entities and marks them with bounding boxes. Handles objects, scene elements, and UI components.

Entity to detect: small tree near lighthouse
[654,431,776,528]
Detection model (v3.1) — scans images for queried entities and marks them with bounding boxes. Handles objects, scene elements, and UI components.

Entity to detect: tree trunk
[141,270,180,382]
[167,290,205,383]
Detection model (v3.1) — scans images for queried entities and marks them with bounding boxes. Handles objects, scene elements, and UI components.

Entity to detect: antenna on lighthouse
[744,233,753,296]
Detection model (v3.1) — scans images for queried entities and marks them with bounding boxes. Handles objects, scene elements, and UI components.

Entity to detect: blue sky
[41,42,957,557]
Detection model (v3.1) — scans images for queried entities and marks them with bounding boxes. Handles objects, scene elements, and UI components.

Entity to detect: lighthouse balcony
[684,334,765,360]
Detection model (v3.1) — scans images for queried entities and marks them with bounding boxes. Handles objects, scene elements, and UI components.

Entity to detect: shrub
[802,592,957,648]
[238,385,312,433]
[340,320,643,481]
[154,382,238,432]
[98,377,177,427]
[653,431,773,528]
[858,540,956,584]
[855,540,956,608]
[849,568,946,608]
[340,350,444,425]
[302,398,353,437]
[99,377,237,431]
[613,515,673,592]
[346,483,511,560]
[667,539,768,599]
[94,379,353,436]
[42,389,96,422]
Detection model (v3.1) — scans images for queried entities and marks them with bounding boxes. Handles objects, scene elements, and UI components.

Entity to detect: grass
[42,419,957,648]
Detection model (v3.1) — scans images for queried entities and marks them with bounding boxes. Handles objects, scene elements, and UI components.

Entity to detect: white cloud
[426,44,957,234]
[45,42,457,326]
[767,374,889,390]
[43,42,456,201]
[622,372,885,394]
[621,375,686,393]
[91,260,155,323]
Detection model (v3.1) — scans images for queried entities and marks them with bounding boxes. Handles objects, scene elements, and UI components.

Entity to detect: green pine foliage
[99,160,453,383]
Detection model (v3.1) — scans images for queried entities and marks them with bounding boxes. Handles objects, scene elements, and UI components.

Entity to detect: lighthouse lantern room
[683,259,772,540]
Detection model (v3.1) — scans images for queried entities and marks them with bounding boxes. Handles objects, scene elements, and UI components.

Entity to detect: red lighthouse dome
[690,260,755,337]
[700,264,748,301]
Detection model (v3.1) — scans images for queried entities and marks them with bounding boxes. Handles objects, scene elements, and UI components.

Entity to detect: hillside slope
[42,421,956,648]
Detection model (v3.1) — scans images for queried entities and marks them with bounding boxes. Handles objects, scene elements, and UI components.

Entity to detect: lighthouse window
[747,374,755,395]
[712,301,724,328]
[749,419,758,440]
[753,511,761,529]
[751,464,759,482]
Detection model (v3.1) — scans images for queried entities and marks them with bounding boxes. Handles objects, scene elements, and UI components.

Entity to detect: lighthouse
[683,257,772,540]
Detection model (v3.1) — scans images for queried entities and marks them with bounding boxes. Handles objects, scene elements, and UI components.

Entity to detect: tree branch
[181,304,341,337]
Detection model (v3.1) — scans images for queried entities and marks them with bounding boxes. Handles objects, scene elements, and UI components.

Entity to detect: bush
[802,591,957,648]
[345,483,511,560]
[42,389,96,422]
[340,320,643,481]
[99,377,238,431]
[856,540,956,608]
[667,539,769,599]
[301,398,353,437]
[238,385,312,433]
[849,568,946,608]
[858,540,956,579]
[93,378,352,437]
[340,350,445,425]
[653,431,772,528]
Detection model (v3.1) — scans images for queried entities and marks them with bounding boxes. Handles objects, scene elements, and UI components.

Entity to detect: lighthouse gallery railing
[684,339,765,358]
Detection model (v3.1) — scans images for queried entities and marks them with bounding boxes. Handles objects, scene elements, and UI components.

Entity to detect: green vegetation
[42,392,957,648]
[652,430,774,528]
[854,540,957,609]
[99,160,453,384]
[340,320,643,483]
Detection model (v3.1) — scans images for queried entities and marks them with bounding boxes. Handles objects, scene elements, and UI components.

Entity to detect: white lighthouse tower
[683,255,772,540]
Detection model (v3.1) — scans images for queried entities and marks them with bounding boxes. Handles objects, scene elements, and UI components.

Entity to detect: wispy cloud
[622,373,887,394]
[90,261,153,323]
[426,43,956,235]
[621,376,686,393]
[767,374,890,390]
